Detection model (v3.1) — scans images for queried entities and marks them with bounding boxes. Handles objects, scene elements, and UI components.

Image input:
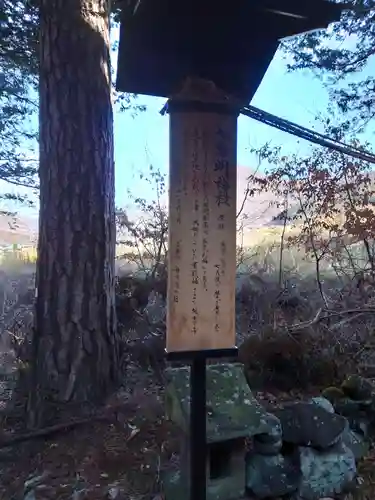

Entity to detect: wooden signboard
[167,91,238,352]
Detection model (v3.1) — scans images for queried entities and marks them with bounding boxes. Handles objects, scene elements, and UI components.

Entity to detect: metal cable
[161,100,375,164]
[241,105,375,164]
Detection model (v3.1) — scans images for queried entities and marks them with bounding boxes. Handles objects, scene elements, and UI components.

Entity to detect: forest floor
[0,363,374,500]
[0,365,176,500]
[0,267,375,499]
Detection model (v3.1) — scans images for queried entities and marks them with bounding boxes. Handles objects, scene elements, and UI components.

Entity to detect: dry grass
[353,457,375,500]
[0,379,179,500]
[0,250,374,498]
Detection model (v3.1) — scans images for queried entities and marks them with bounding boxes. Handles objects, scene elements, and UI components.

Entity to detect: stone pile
[164,364,372,500]
[246,398,360,499]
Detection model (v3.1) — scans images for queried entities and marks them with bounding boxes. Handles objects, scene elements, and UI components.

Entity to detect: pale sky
[2,23,374,223]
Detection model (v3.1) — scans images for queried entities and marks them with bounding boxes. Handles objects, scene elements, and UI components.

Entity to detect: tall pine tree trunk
[28,0,119,428]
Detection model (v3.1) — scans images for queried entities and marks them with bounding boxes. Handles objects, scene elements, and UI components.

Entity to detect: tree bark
[28,0,119,428]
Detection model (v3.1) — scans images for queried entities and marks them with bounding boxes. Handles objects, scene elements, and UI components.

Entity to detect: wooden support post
[166,78,240,499]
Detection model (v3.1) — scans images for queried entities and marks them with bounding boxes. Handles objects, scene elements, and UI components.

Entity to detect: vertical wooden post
[166,78,240,499]
[167,78,238,353]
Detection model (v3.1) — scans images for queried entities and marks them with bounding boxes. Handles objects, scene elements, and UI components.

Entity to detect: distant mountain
[0,213,38,246]
[238,166,375,230]
[0,167,284,248]
[9,162,366,247]
[236,165,286,228]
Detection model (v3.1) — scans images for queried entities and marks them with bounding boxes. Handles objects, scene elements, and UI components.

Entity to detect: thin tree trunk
[28,0,119,428]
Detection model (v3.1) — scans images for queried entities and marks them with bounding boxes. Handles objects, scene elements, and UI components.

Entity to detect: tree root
[0,414,112,450]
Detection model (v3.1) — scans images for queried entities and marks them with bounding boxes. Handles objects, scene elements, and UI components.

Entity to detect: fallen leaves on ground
[0,370,179,500]
[0,373,374,499]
